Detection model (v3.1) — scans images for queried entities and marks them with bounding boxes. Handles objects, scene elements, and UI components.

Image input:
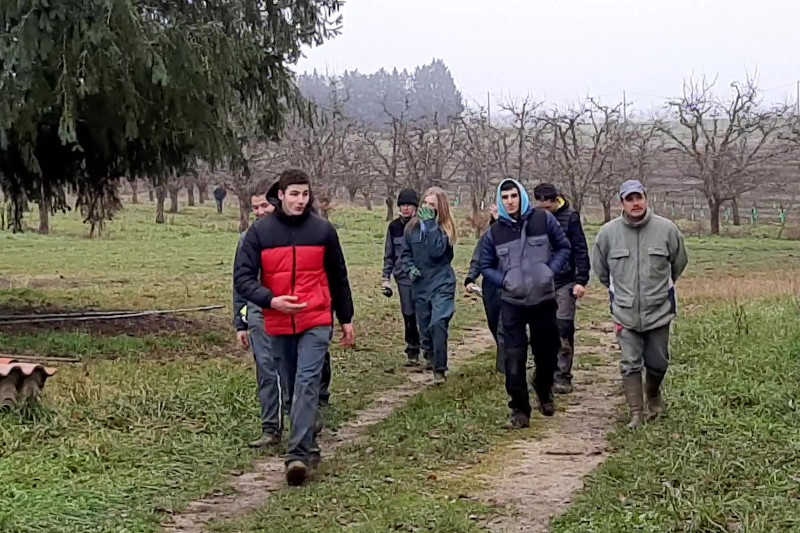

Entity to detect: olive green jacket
[592,210,688,332]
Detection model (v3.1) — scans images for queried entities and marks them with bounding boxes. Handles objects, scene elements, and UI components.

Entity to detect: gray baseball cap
[619,179,646,199]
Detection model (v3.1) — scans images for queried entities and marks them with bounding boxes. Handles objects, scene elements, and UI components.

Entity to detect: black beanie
[397,188,419,207]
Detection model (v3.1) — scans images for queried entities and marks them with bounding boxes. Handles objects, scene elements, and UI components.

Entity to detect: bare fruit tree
[401,112,462,194]
[460,107,511,218]
[499,95,547,182]
[657,75,796,234]
[364,101,409,221]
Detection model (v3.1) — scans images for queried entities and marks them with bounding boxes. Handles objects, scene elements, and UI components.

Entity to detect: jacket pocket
[647,247,670,279]
[611,293,634,308]
[502,265,526,299]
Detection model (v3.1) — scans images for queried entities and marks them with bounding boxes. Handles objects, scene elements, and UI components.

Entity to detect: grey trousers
[248,324,283,436]
[270,326,332,465]
[616,323,671,377]
[554,283,577,383]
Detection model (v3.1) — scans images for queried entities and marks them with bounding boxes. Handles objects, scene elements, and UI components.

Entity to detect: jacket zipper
[291,244,297,334]
[635,230,641,331]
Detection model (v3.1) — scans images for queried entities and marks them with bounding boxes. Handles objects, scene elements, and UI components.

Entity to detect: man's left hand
[573,284,586,299]
[340,323,356,348]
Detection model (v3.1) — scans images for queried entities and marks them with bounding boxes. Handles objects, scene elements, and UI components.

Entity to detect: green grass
[0,203,487,533]
[552,297,800,533]
[3,201,800,532]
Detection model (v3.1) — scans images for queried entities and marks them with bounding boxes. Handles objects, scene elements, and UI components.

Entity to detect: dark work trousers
[398,284,421,359]
[480,280,504,373]
[501,299,560,416]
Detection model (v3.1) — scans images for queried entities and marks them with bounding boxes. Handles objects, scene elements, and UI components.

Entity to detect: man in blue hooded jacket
[480,178,571,428]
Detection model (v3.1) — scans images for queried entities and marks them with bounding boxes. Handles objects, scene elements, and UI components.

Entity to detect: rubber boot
[622,373,644,430]
[645,372,665,421]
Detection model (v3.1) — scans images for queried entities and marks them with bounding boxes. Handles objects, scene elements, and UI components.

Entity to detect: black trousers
[501,299,560,416]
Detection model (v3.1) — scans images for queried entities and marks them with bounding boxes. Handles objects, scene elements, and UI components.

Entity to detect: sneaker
[286,460,308,486]
[403,357,420,367]
[248,431,281,449]
[505,411,530,430]
[552,380,573,395]
[433,372,446,385]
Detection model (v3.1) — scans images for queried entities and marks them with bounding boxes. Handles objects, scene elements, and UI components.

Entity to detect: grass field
[1,200,799,533]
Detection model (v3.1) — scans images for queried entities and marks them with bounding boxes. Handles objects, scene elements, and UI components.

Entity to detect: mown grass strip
[552,297,800,533]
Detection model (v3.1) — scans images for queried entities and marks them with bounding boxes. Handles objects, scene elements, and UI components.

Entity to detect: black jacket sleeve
[324,225,355,325]
[381,227,394,280]
[232,233,249,331]
[465,237,482,286]
[233,222,275,309]
[568,212,591,286]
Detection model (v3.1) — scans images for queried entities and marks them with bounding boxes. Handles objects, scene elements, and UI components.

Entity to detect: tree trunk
[237,192,250,233]
[38,193,50,235]
[709,199,721,235]
[147,184,154,202]
[168,188,179,213]
[471,191,479,216]
[385,197,394,221]
[601,198,612,223]
[731,197,741,226]
[347,186,358,203]
[155,186,167,223]
[187,182,196,207]
[130,180,139,204]
[363,190,373,211]
[197,180,208,203]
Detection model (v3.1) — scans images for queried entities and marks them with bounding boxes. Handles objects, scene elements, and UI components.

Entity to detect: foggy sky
[296,0,800,112]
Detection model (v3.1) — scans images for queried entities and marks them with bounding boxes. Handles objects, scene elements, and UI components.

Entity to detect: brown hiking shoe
[248,431,281,449]
[645,373,665,421]
[505,411,530,430]
[286,460,308,486]
[622,373,645,429]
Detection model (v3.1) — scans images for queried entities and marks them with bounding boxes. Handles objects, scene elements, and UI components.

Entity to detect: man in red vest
[234,169,355,486]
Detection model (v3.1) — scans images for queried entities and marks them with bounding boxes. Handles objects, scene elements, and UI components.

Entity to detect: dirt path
[480,321,623,533]
[164,325,497,533]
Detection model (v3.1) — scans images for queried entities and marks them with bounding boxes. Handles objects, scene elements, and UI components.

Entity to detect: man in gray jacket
[592,180,688,429]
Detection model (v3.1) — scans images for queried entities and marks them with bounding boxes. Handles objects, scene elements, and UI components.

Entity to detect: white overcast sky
[296,0,800,113]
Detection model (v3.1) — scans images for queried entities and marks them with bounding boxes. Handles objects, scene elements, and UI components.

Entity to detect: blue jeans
[270,326,332,465]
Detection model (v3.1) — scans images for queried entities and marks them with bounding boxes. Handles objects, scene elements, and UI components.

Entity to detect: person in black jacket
[213,185,227,213]
[234,169,355,486]
[532,183,591,394]
[381,188,422,366]
[464,205,505,373]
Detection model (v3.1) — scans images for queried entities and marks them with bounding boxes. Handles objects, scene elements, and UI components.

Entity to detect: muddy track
[480,321,623,533]
[163,325,497,533]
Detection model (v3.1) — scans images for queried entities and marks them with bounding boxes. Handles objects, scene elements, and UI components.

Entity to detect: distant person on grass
[592,179,688,429]
[213,185,227,213]
[532,183,591,395]
[400,187,458,385]
[479,178,571,429]
[381,188,422,367]
[234,169,355,486]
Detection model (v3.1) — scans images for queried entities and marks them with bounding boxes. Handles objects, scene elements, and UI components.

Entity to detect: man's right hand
[270,295,308,314]
[236,330,250,349]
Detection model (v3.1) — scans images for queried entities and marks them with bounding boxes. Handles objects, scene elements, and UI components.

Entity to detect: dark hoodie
[551,196,590,289]
[382,215,414,285]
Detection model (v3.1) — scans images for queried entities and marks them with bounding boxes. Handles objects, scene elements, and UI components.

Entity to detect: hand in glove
[418,205,436,222]
[380,278,393,298]
[409,266,422,282]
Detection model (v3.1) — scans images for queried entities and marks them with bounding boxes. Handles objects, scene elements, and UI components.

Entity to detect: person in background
[479,178,571,429]
[233,179,282,449]
[234,169,355,486]
[464,204,505,373]
[381,188,422,367]
[532,183,591,394]
[401,187,458,384]
[213,185,227,213]
[592,179,688,429]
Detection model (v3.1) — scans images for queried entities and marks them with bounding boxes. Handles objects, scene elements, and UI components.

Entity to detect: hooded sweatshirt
[479,179,571,307]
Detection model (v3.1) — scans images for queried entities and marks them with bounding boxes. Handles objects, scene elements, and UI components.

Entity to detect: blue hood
[496,178,531,222]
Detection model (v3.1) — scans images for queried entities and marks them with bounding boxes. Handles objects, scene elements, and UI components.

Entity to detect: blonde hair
[408,186,458,245]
